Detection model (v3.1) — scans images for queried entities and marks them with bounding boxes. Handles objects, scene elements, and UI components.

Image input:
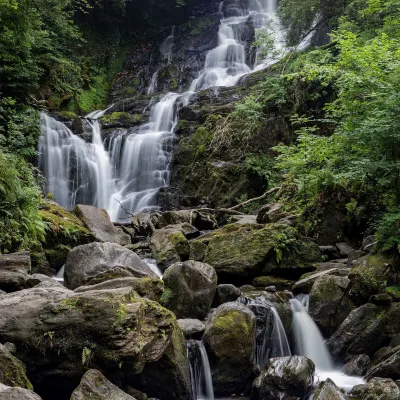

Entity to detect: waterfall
[187,341,214,400]
[290,296,365,391]
[142,259,163,278]
[270,307,291,358]
[39,0,307,220]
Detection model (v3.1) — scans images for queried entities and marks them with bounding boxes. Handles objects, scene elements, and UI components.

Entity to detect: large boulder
[190,223,320,283]
[64,242,157,290]
[327,302,400,362]
[177,319,205,340]
[251,356,315,400]
[292,268,341,295]
[348,254,399,305]
[149,226,191,269]
[0,285,186,398]
[365,346,400,381]
[350,377,400,400]
[342,354,370,376]
[162,260,217,319]
[0,383,41,400]
[309,274,356,336]
[74,277,163,302]
[313,378,347,400]
[0,252,31,293]
[0,344,32,389]
[75,205,131,245]
[203,302,256,395]
[71,369,135,399]
[212,284,241,307]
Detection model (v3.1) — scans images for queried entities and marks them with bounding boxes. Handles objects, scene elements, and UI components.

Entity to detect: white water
[270,307,291,358]
[188,341,214,400]
[290,297,364,391]
[142,258,163,278]
[39,0,310,220]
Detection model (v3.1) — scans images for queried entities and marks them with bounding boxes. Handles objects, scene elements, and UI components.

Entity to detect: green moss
[252,275,295,289]
[160,288,173,306]
[180,16,218,36]
[385,286,400,301]
[170,231,190,256]
[100,112,144,126]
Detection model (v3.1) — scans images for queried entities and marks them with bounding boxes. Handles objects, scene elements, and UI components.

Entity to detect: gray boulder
[251,356,315,400]
[74,277,163,302]
[163,261,217,319]
[292,268,340,295]
[71,369,136,399]
[64,242,157,290]
[361,235,376,252]
[0,383,41,400]
[212,284,241,307]
[0,252,31,293]
[342,355,370,376]
[313,378,347,400]
[336,242,354,257]
[309,274,355,336]
[366,346,400,381]
[204,302,256,395]
[75,204,131,245]
[256,203,283,224]
[0,286,189,398]
[350,377,400,400]
[177,319,205,340]
[26,274,63,289]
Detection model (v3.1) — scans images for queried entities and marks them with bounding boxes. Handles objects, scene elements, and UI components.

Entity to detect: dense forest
[1,0,400,399]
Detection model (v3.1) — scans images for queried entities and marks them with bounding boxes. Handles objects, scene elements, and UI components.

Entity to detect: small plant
[82,345,96,366]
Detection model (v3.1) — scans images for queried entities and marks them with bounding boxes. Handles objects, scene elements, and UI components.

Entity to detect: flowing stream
[39,0,305,220]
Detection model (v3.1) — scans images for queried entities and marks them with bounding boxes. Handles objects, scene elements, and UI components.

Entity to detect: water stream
[38,0,308,220]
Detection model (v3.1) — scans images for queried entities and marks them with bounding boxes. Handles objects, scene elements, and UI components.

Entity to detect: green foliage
[245,153,279,188]
[0,151,44,253]
[376,209,400,252]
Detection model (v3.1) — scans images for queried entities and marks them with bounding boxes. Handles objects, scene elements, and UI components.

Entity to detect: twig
[115,199,135,218]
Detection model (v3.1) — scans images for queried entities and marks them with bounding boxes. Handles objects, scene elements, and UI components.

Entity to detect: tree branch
[227,187,281,211]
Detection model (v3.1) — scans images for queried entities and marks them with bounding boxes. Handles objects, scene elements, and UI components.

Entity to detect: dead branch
[227,187,281,211]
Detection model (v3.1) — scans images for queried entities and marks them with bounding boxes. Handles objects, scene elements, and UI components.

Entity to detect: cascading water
[290,295,364,391]
[39,0,307,220]
[187,341,214,400]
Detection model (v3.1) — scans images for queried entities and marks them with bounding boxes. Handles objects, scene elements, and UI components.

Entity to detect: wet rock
[327,302,400,362]
[251,356,315,400]
[292,268,340,295]
[212,284,241,307]
[75,204,131,245]
[240,284,256,291]
[252,276,295,290]
[0,286,178,396]
[191,223,320,283]
[0,344,32,389]
[348,254,398,305]
[204,302,256,395]
[265,286,276,293]
[64,242,157,290]
[336,242,354,257]
[163,260,217,319]
[0,383,41,400]
[350,377,400,400]
[366,346,400,381]
[313,378,347,400]
[74,277,164,302]
[71,369,135,399]
[177,319,205,339]
[372,347,392,363]
[347,249,367,267]
[309,274,355,336]
[3,342,16,354]
[149,225,191,269]
[342,355,370,376]
[0,252,31,293]
[131,212,160,236]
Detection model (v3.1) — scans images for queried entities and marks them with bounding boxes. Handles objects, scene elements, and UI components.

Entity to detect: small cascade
[160,26,175,63]
[142,258,163,278]
[187,341,214,400]
[270,307,291,358]
[54,265,64,282]
[147,70,159,94]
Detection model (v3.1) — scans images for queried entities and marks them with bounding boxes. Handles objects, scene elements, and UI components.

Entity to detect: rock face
[203,302,256,395]
[177,319,205,339]
[74,277,164,302]
[351,377,400,400]
[342,354,370,376]
[313,378,347,400]
[75,205,131,245]
[149,225,191,269]
[309,274,355,336]
[366,346,400,380]
[64,242,157,290]
[251,356,315,400]
[0,344,32,389]
[71,369,136,400]
[212,284,241,307]
[0,383,41,400]
[163,260,217,319]
[327,302,400,362]
[0,286,185,398]
[0,252,31,293]
[190,223,320,283]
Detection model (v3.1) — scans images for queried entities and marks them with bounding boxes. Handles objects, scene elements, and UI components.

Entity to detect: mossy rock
[349,254,399,305]
[100,112,145,128]
[0,344,33,390]
[385,286,400,301]
[190,223,320,283]
[252,276,295,290]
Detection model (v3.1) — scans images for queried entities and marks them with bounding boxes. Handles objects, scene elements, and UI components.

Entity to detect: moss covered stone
[190,223,320,282]
[252,275,295,289]
[100,112,144,128]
